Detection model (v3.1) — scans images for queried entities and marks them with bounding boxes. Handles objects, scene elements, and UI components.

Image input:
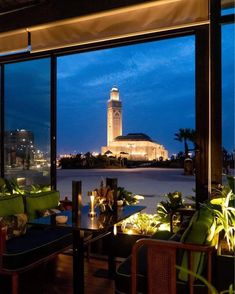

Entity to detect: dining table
[29,204,146,294]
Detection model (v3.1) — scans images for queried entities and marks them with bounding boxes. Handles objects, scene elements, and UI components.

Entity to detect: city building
[102,87,168,160]
[4,129,35,168]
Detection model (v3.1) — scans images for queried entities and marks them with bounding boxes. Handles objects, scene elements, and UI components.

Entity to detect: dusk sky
[57,24,234,156]
[3,24,234,157]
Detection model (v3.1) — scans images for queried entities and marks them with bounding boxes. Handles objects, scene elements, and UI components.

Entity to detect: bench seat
[3,227,72,271]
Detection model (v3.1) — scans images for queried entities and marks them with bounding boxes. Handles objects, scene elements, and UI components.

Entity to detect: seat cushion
[178,207,214,282]
[25,191,60,220]
[3,227,72,270]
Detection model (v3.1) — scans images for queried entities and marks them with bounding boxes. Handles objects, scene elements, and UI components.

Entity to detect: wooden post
[72,181,82,222]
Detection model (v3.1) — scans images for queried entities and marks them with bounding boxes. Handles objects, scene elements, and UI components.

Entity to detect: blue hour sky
[57,25,234,156]
[4,25,234,157]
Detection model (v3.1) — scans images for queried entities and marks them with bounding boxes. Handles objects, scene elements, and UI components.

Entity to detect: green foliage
[157,191,184,222]
[120,212,162,235]
[205,187,235,252]
[0,177,51,196]
[0,178,26,195]
[117,187,140,205]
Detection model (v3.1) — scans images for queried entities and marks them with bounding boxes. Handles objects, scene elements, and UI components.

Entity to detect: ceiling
[0,0,233,35]
[0,0,46,14]
[0,0,153,34]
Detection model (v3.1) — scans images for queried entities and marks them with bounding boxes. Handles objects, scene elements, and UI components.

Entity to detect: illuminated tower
[107,87,122,146]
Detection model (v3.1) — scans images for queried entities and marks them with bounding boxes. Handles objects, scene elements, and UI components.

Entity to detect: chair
[115,206,216,294]
[131,238,214,294]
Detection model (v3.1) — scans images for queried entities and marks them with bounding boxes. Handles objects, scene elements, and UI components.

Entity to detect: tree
[174,128,196,157]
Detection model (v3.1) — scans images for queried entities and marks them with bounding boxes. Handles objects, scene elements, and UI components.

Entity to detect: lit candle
[113,224,117,236]
[90,195,95,214]
[88,190,97,217]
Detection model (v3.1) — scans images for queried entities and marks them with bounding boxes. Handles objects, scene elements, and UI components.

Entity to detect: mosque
[101,87,168,161]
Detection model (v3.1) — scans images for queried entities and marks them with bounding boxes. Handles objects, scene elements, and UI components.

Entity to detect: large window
[222,24,235,175]
[4,58,51,186]
[57,35,195,212]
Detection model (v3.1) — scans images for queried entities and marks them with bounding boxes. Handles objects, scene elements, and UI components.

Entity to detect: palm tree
[174,128,196,157]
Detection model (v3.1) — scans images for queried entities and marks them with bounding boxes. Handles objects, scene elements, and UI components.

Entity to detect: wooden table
[30,205,145,294]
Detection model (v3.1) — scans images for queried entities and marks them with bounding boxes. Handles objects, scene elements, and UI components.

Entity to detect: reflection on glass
[4,58,51,186]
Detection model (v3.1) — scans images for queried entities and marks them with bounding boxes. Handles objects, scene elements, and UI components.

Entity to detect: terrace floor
[0,255,116,294]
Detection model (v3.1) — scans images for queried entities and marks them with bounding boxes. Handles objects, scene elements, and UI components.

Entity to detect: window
[222,24,235,174]
[57,35,195,212]
[4,58,51,186]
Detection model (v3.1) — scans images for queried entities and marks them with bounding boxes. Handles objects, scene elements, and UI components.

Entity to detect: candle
[90,195,95,214]
[88,191,97,217]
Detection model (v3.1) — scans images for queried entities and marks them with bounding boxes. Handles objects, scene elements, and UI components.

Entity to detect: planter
[214,254,235,292]
[91,231,150,258]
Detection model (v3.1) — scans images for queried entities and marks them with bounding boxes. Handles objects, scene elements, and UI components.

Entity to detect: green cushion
[25,191,60,220]
[178,207,214,282]
[0,195,24,217]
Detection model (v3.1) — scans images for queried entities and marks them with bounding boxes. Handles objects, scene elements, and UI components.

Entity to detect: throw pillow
[0,213,28,240]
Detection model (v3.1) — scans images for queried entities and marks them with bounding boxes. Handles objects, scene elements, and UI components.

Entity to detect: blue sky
[57,35,196,156]
[4,25,234,157]
[57,25,234,156]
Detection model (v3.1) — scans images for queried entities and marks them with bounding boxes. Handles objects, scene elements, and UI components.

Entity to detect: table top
[29,205,145,232]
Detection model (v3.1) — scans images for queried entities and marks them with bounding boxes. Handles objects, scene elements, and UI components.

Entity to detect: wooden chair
[131,238,214,294]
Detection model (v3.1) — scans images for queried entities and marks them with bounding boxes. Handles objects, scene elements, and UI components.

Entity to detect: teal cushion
[25,191,60,220]
[0,195,24,217]
[178,207,214,282]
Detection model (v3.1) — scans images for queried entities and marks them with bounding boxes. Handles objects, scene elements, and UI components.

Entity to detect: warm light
[90,195,95,212]
[113,224,117,236]
[16,177,26,186]
[89,192,97,217]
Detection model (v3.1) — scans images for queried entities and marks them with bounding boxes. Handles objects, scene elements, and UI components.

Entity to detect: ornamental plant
[156,191,184,223]
[205,186,235,253]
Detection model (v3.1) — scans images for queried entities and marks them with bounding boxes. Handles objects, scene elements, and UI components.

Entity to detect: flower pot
[214,253,235,292]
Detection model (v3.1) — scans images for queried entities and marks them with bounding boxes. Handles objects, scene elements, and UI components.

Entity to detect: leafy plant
[205,187,235,253]
[117,187,143,205]
[120,212,162,235]
[0,177,51,196]
[0,178,26,195]
[156,191,184,222]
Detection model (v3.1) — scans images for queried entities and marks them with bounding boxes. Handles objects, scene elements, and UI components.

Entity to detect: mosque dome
[114,133,154,142]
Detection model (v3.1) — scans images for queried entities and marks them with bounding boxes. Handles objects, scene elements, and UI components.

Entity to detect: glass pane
[4,58,51,187]
[222,24,235,176]
[221,0,235,15]
[57,36,195,213]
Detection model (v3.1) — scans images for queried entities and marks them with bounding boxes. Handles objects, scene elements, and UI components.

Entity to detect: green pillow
[25,191,60,220]
[178,207,214,282]
[0,195,24,217]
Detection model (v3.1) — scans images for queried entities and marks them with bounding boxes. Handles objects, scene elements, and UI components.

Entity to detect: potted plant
[206,186,235,292]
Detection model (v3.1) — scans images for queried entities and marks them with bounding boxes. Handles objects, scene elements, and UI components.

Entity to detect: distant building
[5,129,35,167]
[102,87,168,161]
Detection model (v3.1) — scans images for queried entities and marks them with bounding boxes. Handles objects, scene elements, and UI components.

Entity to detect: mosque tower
[107,87,122,146]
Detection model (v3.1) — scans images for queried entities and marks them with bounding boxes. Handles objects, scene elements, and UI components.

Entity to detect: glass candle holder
[88,191,97,217]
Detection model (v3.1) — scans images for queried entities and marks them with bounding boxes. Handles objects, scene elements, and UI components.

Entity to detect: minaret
[107,87,122,146]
